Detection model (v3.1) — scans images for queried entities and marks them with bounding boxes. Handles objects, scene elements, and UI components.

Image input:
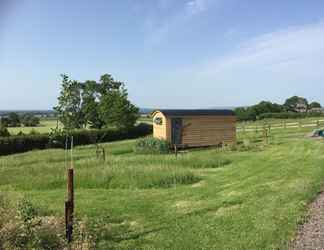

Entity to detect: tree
[0,125,10,137]
[8,112,21,127]
[99,86,139,129]
[54,73,139,130]
[0,117,9,127]
[309,102,322,109]
[252,101,283,116]
[21,114,40,127]
[234,107,257,121]
[80,80,103,129]
[54,75,84,130]
[234,101,284,121]
[284,96,308,112]
[98,74,123,94]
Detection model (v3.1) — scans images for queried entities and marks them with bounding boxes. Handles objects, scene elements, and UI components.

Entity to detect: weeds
[134,136,170,154]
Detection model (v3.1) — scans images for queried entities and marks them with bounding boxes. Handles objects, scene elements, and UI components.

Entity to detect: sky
[0,0,324,110]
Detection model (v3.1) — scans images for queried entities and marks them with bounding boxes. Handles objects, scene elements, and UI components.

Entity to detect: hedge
[258,112,324,120]
[0,123,152,156]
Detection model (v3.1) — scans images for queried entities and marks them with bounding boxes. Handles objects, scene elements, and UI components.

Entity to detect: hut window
[154,117,163,125]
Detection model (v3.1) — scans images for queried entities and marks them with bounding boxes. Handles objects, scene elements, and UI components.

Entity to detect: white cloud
[185,0,209,16]
[158,21,324,107]
[202,21,324,78]
[145,0,218,46]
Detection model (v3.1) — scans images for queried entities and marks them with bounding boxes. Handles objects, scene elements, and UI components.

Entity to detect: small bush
[29,128,40,135]
[134,136,170,154]
[18,199,38,223]
[17,131,25,136]
[0,126,10,137]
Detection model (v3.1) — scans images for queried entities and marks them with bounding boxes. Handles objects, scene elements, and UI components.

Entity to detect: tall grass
[1,125,324,249]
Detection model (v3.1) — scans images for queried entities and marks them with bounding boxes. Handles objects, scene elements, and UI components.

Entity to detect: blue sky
[0,0,324,109]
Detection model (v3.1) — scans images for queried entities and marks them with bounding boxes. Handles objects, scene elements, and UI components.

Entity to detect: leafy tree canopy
[284,96,308,112]
[309,101,322,109]
[21,114,40,127]
[54,73,139,130]
[8,112,21,127]
[54,75,84,130]
[235,96,322,121]
[0,125,10,137]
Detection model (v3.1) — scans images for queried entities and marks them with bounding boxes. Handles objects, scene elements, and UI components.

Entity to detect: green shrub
[17,131,25,136]
[0,125,10,137]
[17,199,38,223]
[29,128,40,135]
[134,136,170,154]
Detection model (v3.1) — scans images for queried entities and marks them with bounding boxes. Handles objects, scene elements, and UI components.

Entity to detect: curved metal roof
[154,109,235,117]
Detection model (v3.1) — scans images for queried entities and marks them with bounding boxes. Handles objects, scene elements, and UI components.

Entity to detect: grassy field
[6,115,324,136]
[7,119,61,135]
[7,116,148,135]
[1,124,324,249]
[238,116,324,128]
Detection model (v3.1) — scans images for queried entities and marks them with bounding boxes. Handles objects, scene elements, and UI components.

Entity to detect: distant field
[7,116,151,135]
[1,123,324,249]
[6,115,324,136]
[7,118,61,135]
[138,115,152,124]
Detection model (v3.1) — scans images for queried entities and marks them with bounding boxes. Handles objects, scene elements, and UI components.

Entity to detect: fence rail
[237,119,324,132]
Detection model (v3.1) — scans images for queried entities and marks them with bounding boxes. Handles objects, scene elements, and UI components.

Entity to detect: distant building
[295,103,308,113]
[309,107,323,113]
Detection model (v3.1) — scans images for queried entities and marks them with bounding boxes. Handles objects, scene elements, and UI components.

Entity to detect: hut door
[171,118,182,145]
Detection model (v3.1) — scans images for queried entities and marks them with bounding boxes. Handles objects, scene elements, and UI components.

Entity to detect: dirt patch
[223,191,242,197]
[173,200,202,213]
[191,180,205,188]
[290,192,324,250]
[214,205,240,217]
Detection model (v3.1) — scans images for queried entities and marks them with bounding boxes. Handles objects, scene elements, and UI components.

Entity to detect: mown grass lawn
[1,127,324,249]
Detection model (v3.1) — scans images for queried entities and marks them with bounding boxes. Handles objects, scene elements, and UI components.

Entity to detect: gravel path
[290,192,324,250]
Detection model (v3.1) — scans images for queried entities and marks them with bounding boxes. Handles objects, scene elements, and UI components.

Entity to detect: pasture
[1,123,324,249]
[7,118,61,135]
[6,115,324,136]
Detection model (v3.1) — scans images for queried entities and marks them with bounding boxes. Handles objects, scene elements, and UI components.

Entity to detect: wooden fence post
[65,168,74,243]
[174,144,178,158]
[262,127,266,144]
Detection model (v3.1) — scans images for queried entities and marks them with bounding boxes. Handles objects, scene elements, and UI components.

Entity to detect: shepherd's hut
[152,109,236,147]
